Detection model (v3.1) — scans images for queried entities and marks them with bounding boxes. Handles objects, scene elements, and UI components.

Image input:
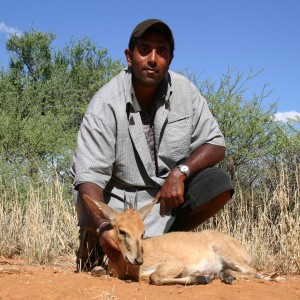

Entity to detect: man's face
[126,31,173,88]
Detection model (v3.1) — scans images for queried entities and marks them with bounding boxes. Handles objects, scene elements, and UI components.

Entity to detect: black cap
[128,19,174,54]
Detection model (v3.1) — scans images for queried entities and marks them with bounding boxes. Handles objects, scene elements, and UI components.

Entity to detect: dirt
[1,258,300,300]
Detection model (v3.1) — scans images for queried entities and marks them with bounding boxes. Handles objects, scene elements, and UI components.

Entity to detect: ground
[1,258,300,300]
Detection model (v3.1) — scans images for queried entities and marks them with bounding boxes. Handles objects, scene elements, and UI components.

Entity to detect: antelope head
[82,195,155,266]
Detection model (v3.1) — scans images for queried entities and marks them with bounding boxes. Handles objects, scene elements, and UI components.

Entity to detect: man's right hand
[78,183,123,262]
[100,229,122,262]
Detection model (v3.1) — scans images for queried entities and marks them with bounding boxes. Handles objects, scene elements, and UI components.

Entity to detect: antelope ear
[138,201,156,221]
[82,195,118,223]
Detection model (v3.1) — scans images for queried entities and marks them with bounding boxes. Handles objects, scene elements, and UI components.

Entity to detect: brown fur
[82,195,258,285]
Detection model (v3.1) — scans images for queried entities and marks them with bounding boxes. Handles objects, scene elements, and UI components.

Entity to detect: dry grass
[0,164,299,274]
[200,163,300,274]
[0,178,78,264]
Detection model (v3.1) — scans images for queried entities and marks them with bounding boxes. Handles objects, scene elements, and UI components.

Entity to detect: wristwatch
[176,164,190,178]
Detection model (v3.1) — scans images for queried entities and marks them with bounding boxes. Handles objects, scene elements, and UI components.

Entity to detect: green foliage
[6,30,55,80]
[0,29,124,190]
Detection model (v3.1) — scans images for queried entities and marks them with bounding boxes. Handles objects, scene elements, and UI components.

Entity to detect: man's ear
[125,49,133,67]
[168,54,174,67]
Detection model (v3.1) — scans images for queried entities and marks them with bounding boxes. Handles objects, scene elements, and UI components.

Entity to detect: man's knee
[170,188,232,232]
[183,167,234,212]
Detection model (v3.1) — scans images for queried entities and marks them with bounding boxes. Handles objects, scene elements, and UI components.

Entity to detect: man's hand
[155,144,226,216]
[100,229,122,262]
[78,183,123,262]
[155,168,186,216]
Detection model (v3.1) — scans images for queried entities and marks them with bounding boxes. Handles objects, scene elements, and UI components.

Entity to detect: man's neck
[132,81,158,111]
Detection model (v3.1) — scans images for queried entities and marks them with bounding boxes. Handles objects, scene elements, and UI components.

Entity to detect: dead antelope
[82,195,258,285]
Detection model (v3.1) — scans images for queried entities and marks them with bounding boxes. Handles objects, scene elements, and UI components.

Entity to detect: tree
[6,30,55,80]
[0,30,123,189]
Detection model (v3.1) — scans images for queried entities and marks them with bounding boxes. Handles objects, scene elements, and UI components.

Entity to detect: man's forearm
[182,143,225,178]
[78,182,109,229]
[78,182,104,203]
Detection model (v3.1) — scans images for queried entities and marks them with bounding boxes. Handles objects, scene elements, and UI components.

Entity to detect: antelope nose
[134,258,143,265]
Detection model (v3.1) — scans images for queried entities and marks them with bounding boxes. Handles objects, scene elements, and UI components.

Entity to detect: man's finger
[160,198,166,217]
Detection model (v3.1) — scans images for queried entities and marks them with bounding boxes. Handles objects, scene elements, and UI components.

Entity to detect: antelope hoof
[91,266,107,277]
[221,273,234,284]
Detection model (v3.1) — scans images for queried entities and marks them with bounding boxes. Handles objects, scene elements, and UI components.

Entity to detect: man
[71,19,234,270]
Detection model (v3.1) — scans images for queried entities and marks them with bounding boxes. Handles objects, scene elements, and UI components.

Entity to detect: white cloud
[0,22,21,37]
[274,111,300,122]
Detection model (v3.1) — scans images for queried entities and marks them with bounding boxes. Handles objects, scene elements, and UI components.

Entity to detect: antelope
[82,195,259,285]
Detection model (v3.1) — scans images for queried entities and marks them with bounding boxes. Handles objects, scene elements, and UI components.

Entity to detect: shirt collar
[125,68,173,113]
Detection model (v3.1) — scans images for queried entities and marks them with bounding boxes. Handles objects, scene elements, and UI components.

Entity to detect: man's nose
[148,49,157,65]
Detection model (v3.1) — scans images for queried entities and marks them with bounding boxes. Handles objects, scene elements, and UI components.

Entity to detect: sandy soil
[1,258,300,300]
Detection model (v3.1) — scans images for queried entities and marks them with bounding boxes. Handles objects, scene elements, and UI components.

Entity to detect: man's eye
[139,47,150,55]
[157,49,167,56]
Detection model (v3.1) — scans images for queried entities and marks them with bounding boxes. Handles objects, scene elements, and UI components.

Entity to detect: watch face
[177,165,190,178]
[180,165,189,172]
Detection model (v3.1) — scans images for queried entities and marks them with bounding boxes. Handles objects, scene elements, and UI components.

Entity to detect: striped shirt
[131,87,158,173]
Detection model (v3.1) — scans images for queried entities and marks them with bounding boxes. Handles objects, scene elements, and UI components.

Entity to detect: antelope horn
[134,191,138,211]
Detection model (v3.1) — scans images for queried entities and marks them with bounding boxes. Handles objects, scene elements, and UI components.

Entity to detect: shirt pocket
[158,113,191,163]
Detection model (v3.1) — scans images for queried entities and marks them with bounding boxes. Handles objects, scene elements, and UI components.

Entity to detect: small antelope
[82,195,258,285]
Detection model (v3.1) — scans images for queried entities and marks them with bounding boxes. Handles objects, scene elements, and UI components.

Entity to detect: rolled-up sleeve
[190,82,225,151]
[73,112,116,190]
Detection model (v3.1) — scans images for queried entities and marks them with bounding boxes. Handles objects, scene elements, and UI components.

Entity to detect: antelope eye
[141,231,145,239]
[119,229,126,237]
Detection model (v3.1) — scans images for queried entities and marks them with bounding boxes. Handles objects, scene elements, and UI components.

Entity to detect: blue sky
[1,0,299,122]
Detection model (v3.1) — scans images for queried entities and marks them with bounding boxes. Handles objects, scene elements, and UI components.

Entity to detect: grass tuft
[0,178,78,264]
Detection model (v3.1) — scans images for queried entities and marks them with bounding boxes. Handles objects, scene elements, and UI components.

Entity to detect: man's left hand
[155,168,186,216]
